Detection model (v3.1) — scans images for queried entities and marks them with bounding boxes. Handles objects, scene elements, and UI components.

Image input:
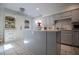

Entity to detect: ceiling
[1,3,79,18]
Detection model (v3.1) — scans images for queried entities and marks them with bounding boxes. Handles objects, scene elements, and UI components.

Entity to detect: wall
[2,8,33,43]
[0,8,4,43]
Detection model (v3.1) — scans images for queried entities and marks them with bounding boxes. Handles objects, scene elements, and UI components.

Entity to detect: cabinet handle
[64,34,72,35]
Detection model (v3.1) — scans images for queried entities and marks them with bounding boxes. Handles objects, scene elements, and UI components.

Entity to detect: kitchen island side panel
[47,31,57,55]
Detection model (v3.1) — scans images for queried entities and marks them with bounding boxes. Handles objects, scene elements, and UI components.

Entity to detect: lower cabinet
[61,31,73,45]
[72,31,79,46]
[32,31,46,55]
[24,30,57,55]
[56,30,79,55]
[56,31,61,55]
[47,31,57,55]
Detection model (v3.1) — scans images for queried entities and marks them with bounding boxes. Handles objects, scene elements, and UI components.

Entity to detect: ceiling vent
[19,7,25,12]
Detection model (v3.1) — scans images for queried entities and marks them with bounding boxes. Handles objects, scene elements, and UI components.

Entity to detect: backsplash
[55,18,72,30]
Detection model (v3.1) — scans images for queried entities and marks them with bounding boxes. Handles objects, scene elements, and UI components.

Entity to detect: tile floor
[1,39,79,55]
[0,39,34,55]
[60,44,79,55]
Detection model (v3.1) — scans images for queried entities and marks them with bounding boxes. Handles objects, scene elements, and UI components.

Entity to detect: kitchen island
[24,30,57,55]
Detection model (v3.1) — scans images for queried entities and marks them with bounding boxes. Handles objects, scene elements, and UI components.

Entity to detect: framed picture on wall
[5,16,15,29]
[24,20,29,29]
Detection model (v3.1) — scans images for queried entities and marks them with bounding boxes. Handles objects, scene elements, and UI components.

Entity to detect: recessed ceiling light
[24,40,29,44]
[36,8,39,10]
[42,15,44,17]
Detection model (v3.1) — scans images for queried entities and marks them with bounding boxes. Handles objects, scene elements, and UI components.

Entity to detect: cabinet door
[33,31,46,55]
[24,30,46,55]
[72,9,79,22]
[73,31,79,46]
[53,11,72,20]
[53,14,61,20]
[47,31,57,55]
[56,31,61,43]
[56,31,61,54]
[61,31,72,45]
[61,11,72,19]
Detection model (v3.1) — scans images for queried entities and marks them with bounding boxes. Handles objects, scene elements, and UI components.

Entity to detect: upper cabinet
[72,9,79,22]
[61,11,72,19]
[53,11,72,20]
[53,8,79,22]
[53,14,61,20]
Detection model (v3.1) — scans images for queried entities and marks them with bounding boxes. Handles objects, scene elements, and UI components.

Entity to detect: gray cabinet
[53,11,72,20]
[56,31,61,54]
[53,8,79,22]
[47,31,57,55]
[53,14,61,20]
[24,30,46,55]
[61,31,72,45]
[24,30,57,55]
[33,31,46,55]
[72,9,79,22]
[61,11,72,19]
[57,30,79,55]
[72,31,79,46]
[56,31,73,55]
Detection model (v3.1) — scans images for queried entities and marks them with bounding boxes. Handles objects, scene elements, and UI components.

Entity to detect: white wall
[0,8,4,42]
[2,8,33,42]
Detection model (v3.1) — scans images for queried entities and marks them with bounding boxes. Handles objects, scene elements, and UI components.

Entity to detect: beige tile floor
[60,44,79,55]
[0,40,33,55]
[0,39,79,55]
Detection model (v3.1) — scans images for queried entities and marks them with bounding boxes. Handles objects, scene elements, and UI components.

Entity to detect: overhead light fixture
[35,20,42,25]
[24,40,29,44]
[36,8,39,10]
